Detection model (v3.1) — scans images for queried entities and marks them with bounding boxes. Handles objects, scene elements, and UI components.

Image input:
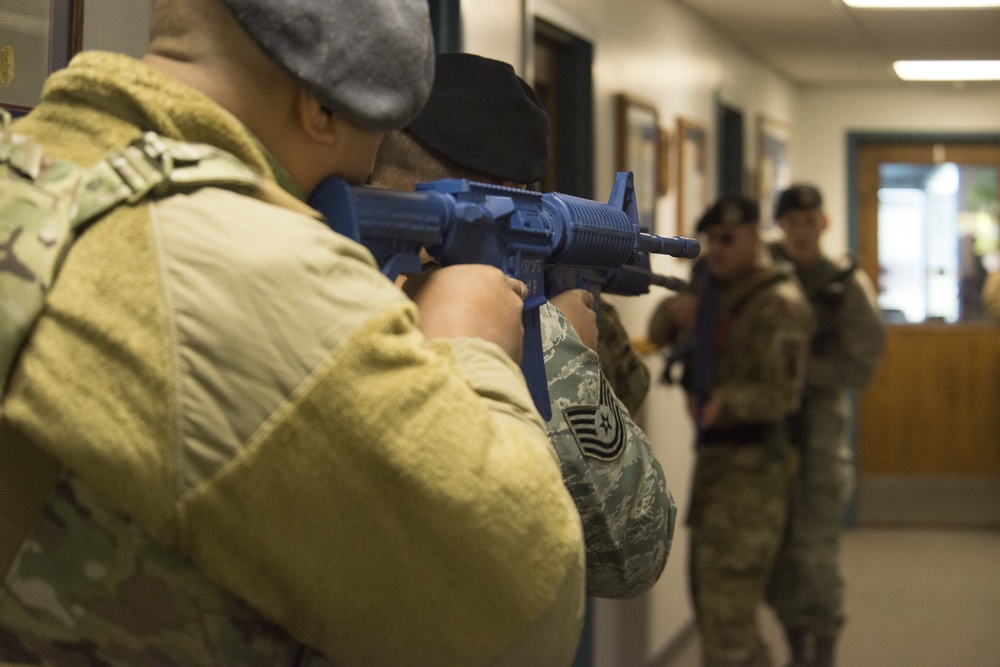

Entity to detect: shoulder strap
[830,255,858,285]
[1,110,264,579]
[75,130,262,228]
[730,272,789,317]
[1,109,262,395]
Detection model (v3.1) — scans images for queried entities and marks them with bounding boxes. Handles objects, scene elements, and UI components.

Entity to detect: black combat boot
[783,627,812,667]
[813,633,837,667]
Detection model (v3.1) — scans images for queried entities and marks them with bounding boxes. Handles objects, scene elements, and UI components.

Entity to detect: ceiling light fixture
[893,60,1000,80]
[845,0,1000,7]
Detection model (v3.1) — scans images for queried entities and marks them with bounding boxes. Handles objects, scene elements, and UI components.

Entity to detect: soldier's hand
[697,395,723,429]
[667,293,699,331]
[404,264,527,363]
[549,289,598,351]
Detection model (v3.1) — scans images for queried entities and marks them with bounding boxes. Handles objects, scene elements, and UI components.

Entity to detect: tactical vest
[807,259,856,356]
[0,108,261,394]
[0,104,260,571]
[0,110,318,664]
[660,259,790,390]
[768,243,856,356]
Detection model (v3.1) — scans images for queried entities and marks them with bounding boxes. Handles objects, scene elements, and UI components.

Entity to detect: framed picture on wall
[757,114,793,228]
[657,127,671,198]
[0,0,85,116]
[677,117,708,237]
[615,93,660,232]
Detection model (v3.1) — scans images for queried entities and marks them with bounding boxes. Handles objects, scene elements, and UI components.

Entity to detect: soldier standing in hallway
[648,197,813,667]
[765,183,886,667]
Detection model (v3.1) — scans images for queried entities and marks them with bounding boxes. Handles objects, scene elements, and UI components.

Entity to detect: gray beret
[405,52,550,184]
[217,0,435,131]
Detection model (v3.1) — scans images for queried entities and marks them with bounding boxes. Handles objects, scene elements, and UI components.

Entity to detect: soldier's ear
[297,91,338,146]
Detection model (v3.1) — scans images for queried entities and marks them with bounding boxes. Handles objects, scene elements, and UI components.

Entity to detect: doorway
[851,137,1000,527]
[532,20,593,199]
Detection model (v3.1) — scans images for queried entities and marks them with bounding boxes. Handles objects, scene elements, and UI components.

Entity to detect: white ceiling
[670,0,1000,87]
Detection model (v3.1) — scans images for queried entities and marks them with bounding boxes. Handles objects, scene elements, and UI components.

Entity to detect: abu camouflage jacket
[541,303,674,599]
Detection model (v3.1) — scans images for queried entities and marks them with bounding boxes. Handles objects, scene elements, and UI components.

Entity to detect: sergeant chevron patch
[562,375,626,461]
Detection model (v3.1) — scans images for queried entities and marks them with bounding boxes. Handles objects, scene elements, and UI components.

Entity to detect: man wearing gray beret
[0,1,586,665]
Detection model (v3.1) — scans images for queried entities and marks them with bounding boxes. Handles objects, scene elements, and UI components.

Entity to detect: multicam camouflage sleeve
[0,475,304,666]
[714,281,815,424]
[596,298,651,416]
[540,303,676,599]
[806,268,885,391]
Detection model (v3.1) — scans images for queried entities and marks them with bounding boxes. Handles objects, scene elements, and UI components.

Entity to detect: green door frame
[843,130,1000,527]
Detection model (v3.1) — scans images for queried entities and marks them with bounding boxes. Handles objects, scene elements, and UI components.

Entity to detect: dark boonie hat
[404,52,550,184]
[695,196,760,233]
[774,183,824,219]
[217,0,435,132]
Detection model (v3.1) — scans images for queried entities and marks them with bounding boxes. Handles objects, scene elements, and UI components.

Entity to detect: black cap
[695,197,760,233]
[774,183,823,219]
[405,53,550,184]
[217,0,435,132]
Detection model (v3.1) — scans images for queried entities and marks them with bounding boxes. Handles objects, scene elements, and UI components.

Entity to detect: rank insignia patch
[562,375,626,461]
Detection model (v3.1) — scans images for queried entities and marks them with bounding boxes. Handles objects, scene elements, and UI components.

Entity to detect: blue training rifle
[308,170,700,421]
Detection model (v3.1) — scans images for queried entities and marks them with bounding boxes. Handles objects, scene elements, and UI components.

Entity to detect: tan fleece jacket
[1,52,585,666]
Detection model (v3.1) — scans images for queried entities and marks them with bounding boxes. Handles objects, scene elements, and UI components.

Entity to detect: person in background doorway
[648,197,813,667]
[983,267,1000,322]
[765,183,885,667]
[370,51,675,600]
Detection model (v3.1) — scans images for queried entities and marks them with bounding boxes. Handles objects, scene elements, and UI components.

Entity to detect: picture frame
[756,114,793,228]
[677,116,708,238]
[0,0,85,116]
[615,93,660,232]
[657,127,671,198]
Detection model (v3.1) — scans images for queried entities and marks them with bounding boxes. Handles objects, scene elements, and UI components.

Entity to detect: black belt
[698,422,779,446]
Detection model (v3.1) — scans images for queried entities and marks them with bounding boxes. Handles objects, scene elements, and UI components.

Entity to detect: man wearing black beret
[403,52,551,185]
[0,2,588,665]
[371,51,676,602]
[373,52,549,188]
[766,183,885,667]
[648,196,813,667]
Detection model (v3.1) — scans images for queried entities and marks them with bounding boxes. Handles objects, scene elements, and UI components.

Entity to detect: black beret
[405,53,550,184]
[695,197,760,233]
[775,183,824,219]
[217,0,435,132]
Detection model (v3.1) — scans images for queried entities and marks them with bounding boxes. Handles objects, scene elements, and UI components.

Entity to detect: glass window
[877,162,998,323]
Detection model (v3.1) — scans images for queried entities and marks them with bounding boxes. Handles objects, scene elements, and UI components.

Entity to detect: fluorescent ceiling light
[893,60,1000,80]
[845,1,1000,7]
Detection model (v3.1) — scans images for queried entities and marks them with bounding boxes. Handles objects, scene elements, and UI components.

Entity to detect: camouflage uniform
[541,302,674,599]
[0,472,304,666]
[650,260,812,667]
[596,298,651,417]
[765,245,885,653]
[1,51,586,666]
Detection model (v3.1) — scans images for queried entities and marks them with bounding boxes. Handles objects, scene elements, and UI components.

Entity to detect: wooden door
[857,142,1000,477]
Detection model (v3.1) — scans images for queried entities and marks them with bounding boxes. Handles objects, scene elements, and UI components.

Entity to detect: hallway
[667,527,1000,667]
